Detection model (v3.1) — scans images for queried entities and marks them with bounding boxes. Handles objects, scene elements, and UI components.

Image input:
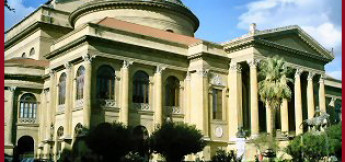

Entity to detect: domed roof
[69,0,199,36]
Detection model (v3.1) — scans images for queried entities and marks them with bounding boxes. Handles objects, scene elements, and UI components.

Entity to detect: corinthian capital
[295,69,303,78]
[246,59,259,68]
[122,60,133,69]
[64,62,72,70]
[156,65,166,74]
[82,54,94,63]
[229,63,242,72]
[307,72,315,81]
[9,86,17,92]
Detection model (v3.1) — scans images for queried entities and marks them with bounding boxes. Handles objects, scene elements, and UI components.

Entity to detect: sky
[5,0,342,80]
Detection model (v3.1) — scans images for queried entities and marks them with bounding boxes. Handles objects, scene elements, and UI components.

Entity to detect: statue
[300,111,330,132]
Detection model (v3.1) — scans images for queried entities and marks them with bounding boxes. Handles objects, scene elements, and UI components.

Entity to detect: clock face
[215,126,223,138]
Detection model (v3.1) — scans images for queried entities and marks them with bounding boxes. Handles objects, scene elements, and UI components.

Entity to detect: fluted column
[228,63,242,140]
[120,60,132,125]
[281,99,289,133]
[5,86,16,148]
[319,75,326,113]
[154,66,165,126]
[82,54,93,128]
[294,69,303,135]
[307,72,315,119]
[247,59,259,137]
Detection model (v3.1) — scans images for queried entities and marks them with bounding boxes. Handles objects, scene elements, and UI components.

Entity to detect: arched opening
[17,136,34,160]
[76,66,85,100]
[19,94,37,119]
[166,29,174,33]
[58,73,67,105]
[132,126,149,159]
[132,71,149,104]
[29,48,35,56]
[97,65,115,100]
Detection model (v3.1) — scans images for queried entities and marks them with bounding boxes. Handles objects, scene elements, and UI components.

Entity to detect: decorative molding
[49,70,56,78]
[185,71,191,81]
[64,62,72,70]
[75,99,84,108]
[132,103,150,111]
[196,69,209,77]
[98,99,116,108]
[156,65,166,74]
[329,97,336,107]
[122,60,133,69]
[211,74,225,86]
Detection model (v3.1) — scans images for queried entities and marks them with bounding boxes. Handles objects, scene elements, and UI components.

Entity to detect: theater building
[4,0,342,161]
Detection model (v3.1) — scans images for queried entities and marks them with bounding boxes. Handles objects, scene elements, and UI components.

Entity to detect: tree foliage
[286,124,342,161]
[5,0,15,12]
[258,56,292,137]
[149,122,206,162]
[84,122,135,162]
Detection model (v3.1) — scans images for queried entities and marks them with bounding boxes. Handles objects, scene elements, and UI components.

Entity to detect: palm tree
[258,56,292,139]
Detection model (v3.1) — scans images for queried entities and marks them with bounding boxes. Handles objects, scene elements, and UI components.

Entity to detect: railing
[132,103,150,111]
[164,106,183,115]
[98,99,116,108]
[18,118,37,124]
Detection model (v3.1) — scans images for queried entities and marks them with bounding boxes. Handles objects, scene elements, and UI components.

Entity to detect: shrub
[149,122,206,162]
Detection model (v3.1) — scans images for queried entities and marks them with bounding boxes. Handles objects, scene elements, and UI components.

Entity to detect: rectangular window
[212,89,222,120]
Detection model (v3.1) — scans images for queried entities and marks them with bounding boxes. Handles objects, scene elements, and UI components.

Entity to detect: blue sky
[5,0,342,80]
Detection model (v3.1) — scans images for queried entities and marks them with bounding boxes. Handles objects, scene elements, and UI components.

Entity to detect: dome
[69,0,199,36]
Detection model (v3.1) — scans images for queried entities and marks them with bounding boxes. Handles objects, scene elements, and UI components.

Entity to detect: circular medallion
[215,126,223,138]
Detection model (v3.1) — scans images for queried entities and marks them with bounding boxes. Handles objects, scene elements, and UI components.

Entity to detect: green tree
[258,56,292,139]
[149,122,206,162]
[5,0,15,11]
[84,122,135,162]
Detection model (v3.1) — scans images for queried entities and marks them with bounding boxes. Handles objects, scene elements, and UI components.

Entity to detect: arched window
[29,48,35,56]
[19,94,37,118]
[133,71,149,103]
[165,76,180,106]
[76,66,85,100]
[58,73,67,105]
[74,123,83,138]
[97,66,115,100]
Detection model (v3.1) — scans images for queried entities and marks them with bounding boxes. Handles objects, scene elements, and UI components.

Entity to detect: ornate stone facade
[4,0,342,161]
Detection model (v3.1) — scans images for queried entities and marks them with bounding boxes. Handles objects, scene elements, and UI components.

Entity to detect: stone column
[82,54,93,128]
[294,69,303,135]
[319,75,326,113]
[154,66,165,126]
[228,63,242,140]
[266,102,273,134]
[5,86,16,149]
[281,99,289,134]
[120,60,132,125]
[307,72,315,119]
[247,59,259,137]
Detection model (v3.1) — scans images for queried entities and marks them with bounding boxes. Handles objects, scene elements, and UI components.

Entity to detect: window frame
[19,93,37,119]
[76,66,85,100]
[132,71,150,104]
[96,65,115,100]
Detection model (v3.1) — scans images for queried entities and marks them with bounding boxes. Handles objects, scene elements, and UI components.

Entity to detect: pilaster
[5,86,16,150]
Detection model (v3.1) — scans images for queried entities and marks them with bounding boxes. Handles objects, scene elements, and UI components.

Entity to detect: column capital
[294,69,303,78]
[196,69,209,78]
[49,70,56,78]
[229,63,242,72]
[155,65,166,74]
[64,62,72,71]
[307,72,315,81]
[329,97,336,107]
[82,54,95,63]
[122,60,133,69]
[9,86,17,92]
[319,74,325,83]
[246,59,260,68]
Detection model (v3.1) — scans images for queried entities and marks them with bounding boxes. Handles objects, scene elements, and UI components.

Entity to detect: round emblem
[215,126,223,138]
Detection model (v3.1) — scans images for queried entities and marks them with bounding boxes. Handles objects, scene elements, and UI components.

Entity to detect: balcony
[74,99,84,111]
